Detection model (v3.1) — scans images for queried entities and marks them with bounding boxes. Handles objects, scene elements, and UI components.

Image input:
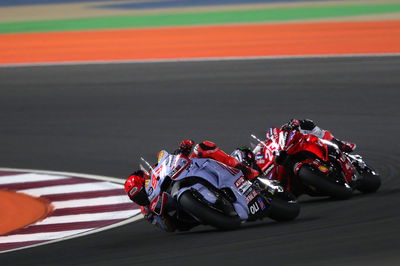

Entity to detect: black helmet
[231,146,256,168]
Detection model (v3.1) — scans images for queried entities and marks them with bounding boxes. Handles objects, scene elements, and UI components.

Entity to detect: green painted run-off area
[1,3,400,34]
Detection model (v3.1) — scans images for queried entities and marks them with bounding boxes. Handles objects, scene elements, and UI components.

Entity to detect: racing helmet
[124,172,150,206]
[231,146,256,168]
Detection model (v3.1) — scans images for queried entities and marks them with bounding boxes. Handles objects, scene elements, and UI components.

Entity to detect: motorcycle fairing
[150,192,169,216]
[147,152,190,202]
[173,158,250,220]
[299,134,329,162]
[293,158,329,176]
[336,152,356,183]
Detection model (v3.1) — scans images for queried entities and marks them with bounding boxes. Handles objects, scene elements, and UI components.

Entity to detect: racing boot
[332,138,357,153]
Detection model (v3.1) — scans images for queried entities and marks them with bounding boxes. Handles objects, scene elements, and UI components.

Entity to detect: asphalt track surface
[1,56,400,265]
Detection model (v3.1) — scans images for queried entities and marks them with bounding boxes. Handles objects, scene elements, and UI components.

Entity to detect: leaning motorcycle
[140,150,300,231]
[250,127,381,199]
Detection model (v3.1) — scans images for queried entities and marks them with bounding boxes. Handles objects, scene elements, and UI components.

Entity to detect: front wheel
[356,170,381,193]
[178,190,242,230]
[298,166,353,200]
[266,197,300,222]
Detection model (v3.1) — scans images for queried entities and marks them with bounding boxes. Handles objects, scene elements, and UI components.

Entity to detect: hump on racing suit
[191,140,259,180]
[281,119,356,153]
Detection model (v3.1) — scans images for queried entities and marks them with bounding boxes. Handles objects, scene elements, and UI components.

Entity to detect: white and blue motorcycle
[140,150,300,231]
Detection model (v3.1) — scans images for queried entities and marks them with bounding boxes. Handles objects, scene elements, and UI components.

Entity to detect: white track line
[0,53,399,68]
[0,173,69,185]
[52,195,131,209]
[19,181,121,196]
[0,167,124,184]
[35,210,140,225]
[0,229,93,244]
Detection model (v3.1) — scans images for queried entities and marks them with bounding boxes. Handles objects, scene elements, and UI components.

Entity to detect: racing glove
[332,138,357,153]
[281,119,300,131]
[177,139,195,156]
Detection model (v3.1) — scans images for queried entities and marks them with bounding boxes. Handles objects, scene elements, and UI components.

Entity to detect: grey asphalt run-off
[0,56,399,265]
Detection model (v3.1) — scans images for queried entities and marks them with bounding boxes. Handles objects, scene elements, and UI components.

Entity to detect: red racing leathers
[180,140,259,180]
[280,119,356,153]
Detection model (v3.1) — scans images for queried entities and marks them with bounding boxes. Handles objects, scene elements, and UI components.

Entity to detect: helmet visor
[132,187,150,206]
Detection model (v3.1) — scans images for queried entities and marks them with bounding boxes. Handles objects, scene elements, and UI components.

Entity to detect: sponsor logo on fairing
[249,202,260,214]
[318,165,329,173]
[257,198,266,210]
[235,176,245,188]
[157,150,166,163]
[239,181,252,194]
[169,165,181,178]
[287,131,295,143]
[245,189,259,203]
[263,164,274,175]
[151,165,163,187]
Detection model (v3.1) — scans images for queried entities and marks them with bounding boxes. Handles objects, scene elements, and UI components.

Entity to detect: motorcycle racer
[178,139,259,180]
[255,119,357,172]
[231,119,356,173]
[242,119,377,197]
[279,119,356,153]
[124,139,260,232]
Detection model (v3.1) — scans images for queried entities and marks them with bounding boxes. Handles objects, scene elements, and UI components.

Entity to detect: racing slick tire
[178,190,242,230]
[298,166,353,200]
[267,197,300,222]
[356,170,381,193]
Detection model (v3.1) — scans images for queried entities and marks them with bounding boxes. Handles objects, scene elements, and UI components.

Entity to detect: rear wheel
[178,190,242,230]
[298,166,353,200]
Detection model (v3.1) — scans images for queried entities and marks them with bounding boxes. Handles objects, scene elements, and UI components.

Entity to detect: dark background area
[0,56,399,265]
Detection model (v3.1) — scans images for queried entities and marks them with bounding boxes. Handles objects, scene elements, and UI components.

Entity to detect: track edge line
[1,53,400,68]
[0,167,142,254]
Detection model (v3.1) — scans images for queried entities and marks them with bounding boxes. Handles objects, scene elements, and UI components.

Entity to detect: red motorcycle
[251,127,380,199]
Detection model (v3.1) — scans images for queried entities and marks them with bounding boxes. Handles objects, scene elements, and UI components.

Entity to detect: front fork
[345,153,367,172]
[332,152,357,185]
[246,178,294,220]
[344,153,379,181]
